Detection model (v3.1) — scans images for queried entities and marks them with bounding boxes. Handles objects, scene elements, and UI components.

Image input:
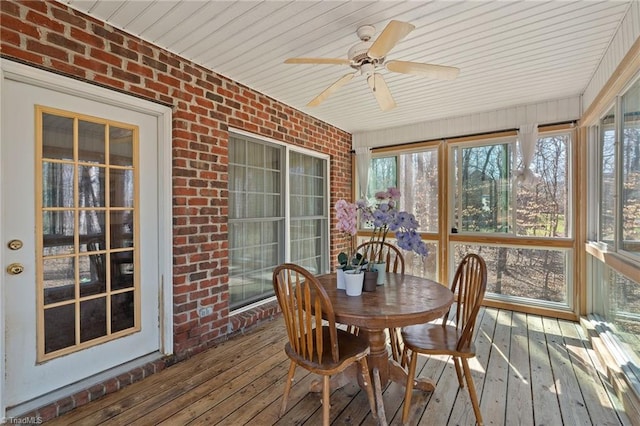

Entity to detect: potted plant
[335,199,366,294]
[358,188,429,284]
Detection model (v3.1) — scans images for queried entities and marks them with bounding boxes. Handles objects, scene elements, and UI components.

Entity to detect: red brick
[26,39,68,61]
[128,39,153,57]
[1,0,20,15]
[50,59,86,78]
[92,23,124,44]
[90,47,122,67]
[52,7,86,28]
[70,27,104,49]
[0,44,44,64]
[93,74,125,89]
[1,27,21,46]
[26,9,64,32]
[1,14,41,38]
[73,55,108,73]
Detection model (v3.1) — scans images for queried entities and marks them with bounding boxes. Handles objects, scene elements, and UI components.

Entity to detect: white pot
[344,270,364,296]
[372,262,386,285]
[336,268,346,290]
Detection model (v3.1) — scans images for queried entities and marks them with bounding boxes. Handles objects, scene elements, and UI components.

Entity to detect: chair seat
[402,323,475,358]
[285,327,370,374]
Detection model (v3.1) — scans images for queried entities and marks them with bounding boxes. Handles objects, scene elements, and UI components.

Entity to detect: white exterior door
[1,62,172,414]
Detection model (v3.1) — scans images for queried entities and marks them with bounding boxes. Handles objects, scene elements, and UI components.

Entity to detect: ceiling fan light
[361,63,375,76]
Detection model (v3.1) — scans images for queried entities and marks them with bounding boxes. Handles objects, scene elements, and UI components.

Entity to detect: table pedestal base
[310,328,435,393]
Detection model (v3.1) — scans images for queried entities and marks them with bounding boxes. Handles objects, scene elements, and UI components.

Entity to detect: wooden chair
[272,263,377,426]
[355,241,406,363]
[400,253,487,425]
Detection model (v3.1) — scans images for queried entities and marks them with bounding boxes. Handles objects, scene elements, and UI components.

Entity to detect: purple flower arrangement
[335,188,428,269]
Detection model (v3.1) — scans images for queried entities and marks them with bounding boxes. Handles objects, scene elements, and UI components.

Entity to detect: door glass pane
[43,256,75,304]
[42,162,74,208]
[111,210,133,249]
[110,126,133,166]
[80,297,107,342]
[43,210,75,256]
[621,80,640,256]
[42,113,73,160]
[79,210,105,252]
[79,254,106,296]
[78,120,105,163]
[38,108,139,359]
[44,304,75,353]
[112,252,134,290]
[600,107,616,244]
[110,168,134,208]
[112,291,135,332]
[78,165,105,207]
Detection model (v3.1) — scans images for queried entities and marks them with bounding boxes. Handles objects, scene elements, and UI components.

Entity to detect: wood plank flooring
[47,308,632,425]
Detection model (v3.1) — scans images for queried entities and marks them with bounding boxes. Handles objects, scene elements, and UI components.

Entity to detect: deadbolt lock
[7,263,24,275]
[8,239,23,250]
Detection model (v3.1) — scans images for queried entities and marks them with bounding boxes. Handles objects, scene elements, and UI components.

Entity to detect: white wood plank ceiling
[61,1,632,133]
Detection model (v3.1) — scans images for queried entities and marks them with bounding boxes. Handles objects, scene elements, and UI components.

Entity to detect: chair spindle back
[273,263,339,364]
[449,253,487,351]
[356,241,405,274]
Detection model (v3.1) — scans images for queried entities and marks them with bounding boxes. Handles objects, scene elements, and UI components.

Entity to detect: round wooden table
[316,272,454,391]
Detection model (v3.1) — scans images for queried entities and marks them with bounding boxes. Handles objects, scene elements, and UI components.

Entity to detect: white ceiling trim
[353,96,581,149]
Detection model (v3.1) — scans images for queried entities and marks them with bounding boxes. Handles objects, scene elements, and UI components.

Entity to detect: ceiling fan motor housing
[349,25,384,69]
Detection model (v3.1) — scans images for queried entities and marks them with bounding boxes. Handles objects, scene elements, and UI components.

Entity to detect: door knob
[8,239,23,250]
[7,263,24,275]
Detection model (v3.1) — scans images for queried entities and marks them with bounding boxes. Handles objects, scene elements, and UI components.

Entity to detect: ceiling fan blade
[367,74,396,111]
[307,73,356,107]
[368,20,415,59]
[285,57,351,65]
[386,60,460,80]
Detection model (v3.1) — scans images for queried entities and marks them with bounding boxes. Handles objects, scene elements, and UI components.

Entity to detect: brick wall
[1,0,353,419]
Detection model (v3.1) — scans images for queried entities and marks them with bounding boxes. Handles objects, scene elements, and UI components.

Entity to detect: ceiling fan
[284,20,460,111]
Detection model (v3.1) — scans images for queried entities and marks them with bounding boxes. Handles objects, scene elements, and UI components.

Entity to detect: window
[517,134,571,238]
[597,78,640,259]
[228,132,329,310]
[289,152,328,275]
[588,73,640,403]
[452,141,512,233]
[621,82,640,256]
[364,131,574,310]
[453,243,571,308]
[600,106,617,244]
[450,133,573,307]
[451,134,572,237]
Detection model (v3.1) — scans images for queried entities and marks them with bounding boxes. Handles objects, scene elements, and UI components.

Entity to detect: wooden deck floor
[48,307,632,425]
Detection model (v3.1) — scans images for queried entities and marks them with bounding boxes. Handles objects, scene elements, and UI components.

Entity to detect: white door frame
[0,59,173,417]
